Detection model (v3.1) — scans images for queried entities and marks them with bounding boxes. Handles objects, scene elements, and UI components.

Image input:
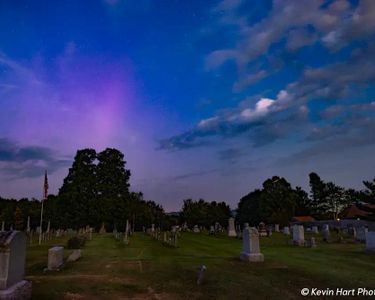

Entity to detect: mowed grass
[26,231,375,299]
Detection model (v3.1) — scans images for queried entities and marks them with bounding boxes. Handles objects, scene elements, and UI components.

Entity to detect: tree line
[0,148,165,231]
[1,148,374,231]
[236,173,375,227]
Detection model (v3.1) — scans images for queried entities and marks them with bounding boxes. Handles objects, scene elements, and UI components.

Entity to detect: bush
[66,235,86,249]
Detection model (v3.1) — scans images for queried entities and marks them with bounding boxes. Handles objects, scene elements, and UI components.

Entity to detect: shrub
[66,235,86,249]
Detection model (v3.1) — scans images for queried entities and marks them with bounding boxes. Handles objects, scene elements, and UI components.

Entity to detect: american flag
[44,170,49,200]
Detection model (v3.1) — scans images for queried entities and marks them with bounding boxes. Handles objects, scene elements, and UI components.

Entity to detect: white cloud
[198,117,220,129]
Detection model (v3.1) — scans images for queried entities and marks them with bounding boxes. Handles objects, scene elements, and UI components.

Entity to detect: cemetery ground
[26,232,375,300]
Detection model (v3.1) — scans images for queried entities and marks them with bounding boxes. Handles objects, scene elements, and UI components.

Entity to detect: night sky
[1,0,375,211]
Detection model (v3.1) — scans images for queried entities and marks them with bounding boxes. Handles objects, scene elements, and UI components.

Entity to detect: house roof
[340,203,375,219]
[292,216,316,222]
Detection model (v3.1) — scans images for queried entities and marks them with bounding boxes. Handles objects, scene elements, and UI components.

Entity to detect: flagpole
[38,198,44,245]
[39,170,48,245]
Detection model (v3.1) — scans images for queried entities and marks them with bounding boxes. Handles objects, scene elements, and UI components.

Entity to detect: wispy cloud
[160,0,375,165]
[206,0,375,90]
[0,138,71,179]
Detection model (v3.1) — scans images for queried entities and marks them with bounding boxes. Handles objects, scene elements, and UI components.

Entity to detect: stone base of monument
[292,240,305,247]
[228,230,237,237]
[0,280,32,300]
[240,252,264,262]
[259,230,267,237]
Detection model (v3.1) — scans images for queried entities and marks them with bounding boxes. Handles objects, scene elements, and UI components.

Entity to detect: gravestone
[365,231,375,252]
[228,218,237,237]
[67,250,81,262]
[151,224,155,233]
[197,265,207,285]
[321,225,330,242]
[274,224,280,232]
[236,225,242,239]
[124,220,129,245]
[172,232,178,247]
[292,225,304,246]
[193,225,200,233]
[1,222,4,232]
[258,222,267,237]
[99,223,106,234]
[47,246,64,271]
[26,217,30,233]
[182,222,188,231]
[209,226,215,235]
[356,227,368,242]
[267,227,272,237]
[0,231,32,300]
[240,227,264,262]
[312,226,319,234]
[283,226,290,235]
[351,227,357,239]
[306,237,317,248]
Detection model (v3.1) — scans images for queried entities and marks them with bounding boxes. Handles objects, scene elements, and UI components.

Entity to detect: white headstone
[274,224,280,232]
[151,224,155,233]
[283,226,290,235]
[46,221,50,233]
[193,225,200,233]
[99,223,106,234]
[321,225,330,241]
[228,218,236,237]
[67,249,81,262]
[356,227,368,242]
[292,225,304,246]
[240,227,264,262]
[307,237,317,248]
[312,226,319,234]
[26,217,30,233]
[1,222,4,232]
[365,231,375,252]
[124,220,129,244]
[48,246,64,271]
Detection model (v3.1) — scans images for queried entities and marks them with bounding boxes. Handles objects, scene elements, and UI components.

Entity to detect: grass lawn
[26,231,375,299]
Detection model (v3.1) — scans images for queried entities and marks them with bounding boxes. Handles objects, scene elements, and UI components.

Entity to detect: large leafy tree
[260,176,297,225]
[363,178,375,204]
[58,149,98,228]
[180,199,231,228]
[96,148,131,230]
[309,172,327,215]
[14,206,24,230]
[236,189,263,226]
[0,148,167,230]
[294,186,312,216]
[324,182,350,220]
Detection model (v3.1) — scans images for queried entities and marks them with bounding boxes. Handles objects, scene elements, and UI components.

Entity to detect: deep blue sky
[1,0,375,211]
